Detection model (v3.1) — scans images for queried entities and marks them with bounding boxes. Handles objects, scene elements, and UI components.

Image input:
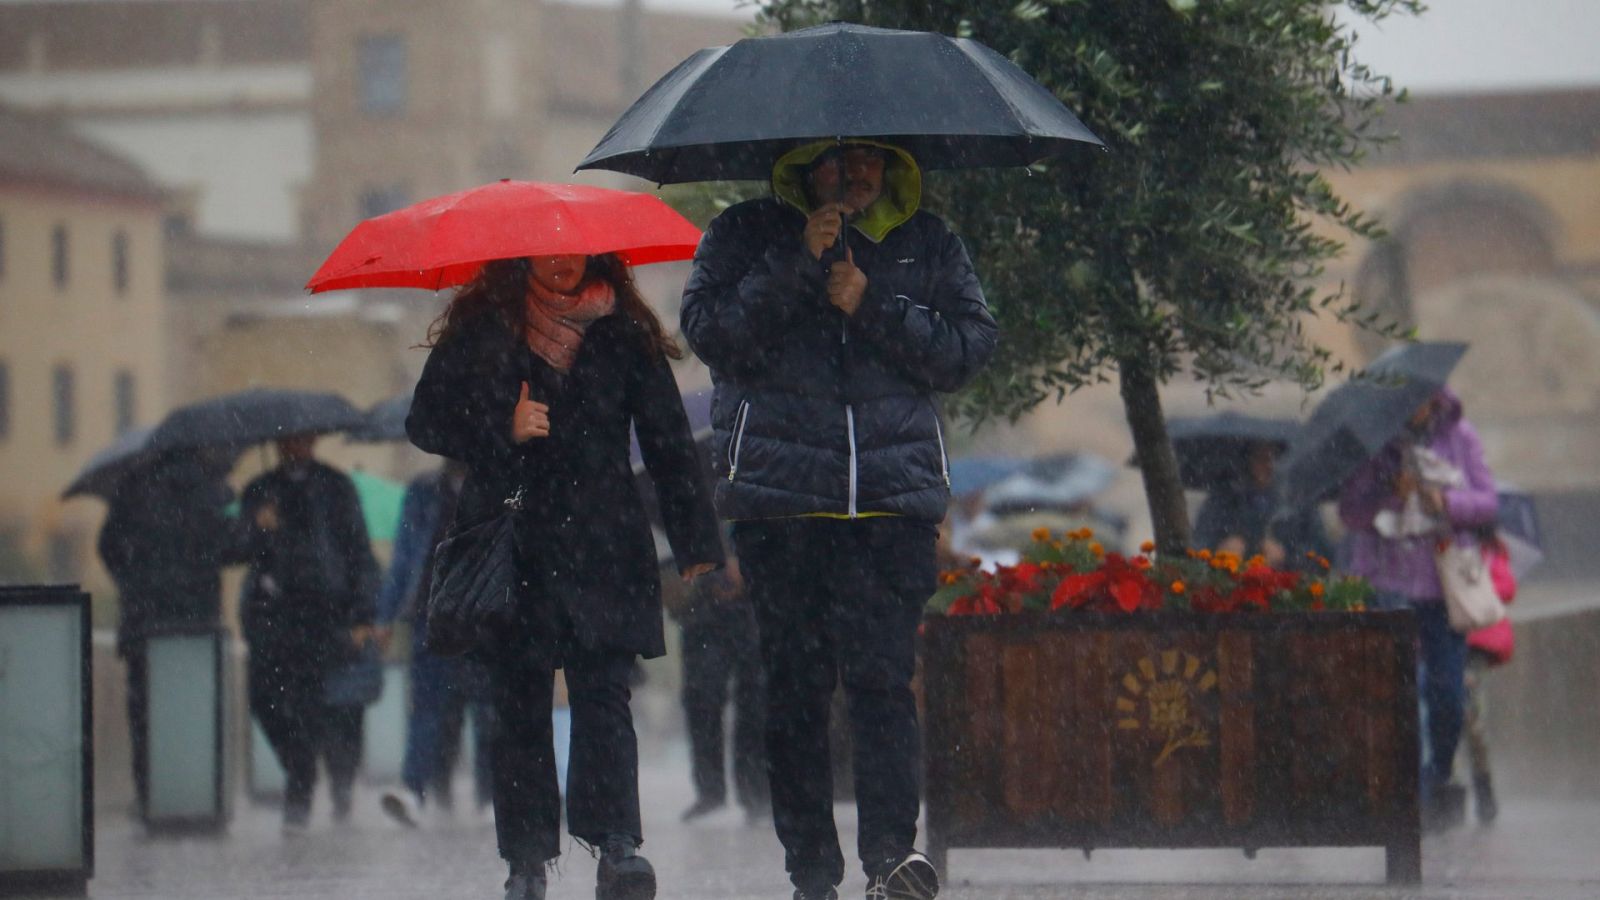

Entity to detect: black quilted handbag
[422,487,523,657]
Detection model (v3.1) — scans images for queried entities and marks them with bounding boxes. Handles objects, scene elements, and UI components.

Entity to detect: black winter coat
[239,461,379,665]
[405,308,723,659]
[97,453,247,649]
[681,198,997,523]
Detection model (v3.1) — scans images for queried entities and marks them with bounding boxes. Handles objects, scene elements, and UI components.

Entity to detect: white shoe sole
[883,853,939,900]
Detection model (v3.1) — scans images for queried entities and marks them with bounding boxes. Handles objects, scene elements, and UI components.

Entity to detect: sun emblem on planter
[1116,649,1217,767]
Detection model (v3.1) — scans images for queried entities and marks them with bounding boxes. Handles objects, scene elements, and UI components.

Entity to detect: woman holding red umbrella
[406,252,722,900]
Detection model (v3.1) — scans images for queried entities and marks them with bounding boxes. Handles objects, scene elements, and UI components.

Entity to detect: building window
[114,370,136,435]
[112,230,130,295]
[359,184,410,220]
[53,365,75,446]
[51,224,68,288]
[358,34,407,116]
[0,361,9,441]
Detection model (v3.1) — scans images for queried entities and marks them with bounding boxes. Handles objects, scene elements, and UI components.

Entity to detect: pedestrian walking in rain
[240,433,380,832]
[1337,388,1499,832]
[96,447,247,817]
[675,534,769,824]
[1462,533,1517,824]
[406,252,722,900]
[1191,439,1331,570]
[680,140,997,900]
[376,459,498,827]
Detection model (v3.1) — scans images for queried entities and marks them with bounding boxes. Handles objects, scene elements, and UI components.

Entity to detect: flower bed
[918,532,1419,884]
[931,529,1371,617]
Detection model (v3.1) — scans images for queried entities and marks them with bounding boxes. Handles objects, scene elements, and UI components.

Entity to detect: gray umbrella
[1279,342,1468,507]
[576,22,1103,184]
[146,387,364,454]
[62,425,158,499]
[347,394,411,444]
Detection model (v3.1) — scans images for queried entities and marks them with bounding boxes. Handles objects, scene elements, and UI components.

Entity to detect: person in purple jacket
[1338,387,1499,831]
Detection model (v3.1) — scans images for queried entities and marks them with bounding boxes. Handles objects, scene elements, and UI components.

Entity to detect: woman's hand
[512,381,551,443]
[681,562,717,583]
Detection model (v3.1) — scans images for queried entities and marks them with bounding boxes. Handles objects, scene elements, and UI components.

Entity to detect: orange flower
[1170,580,1186,595]
[1089,541,1106,558]
[1246,555,1268,570]
[1140,540,1156,554]
[1031,526,1052,543]
[940,571,961,586]
[1318,556,1332,571]
[1309,581,1326,598]
[968,556,984,569]
[1133,555,1152,571]
[1197,549,1213,561]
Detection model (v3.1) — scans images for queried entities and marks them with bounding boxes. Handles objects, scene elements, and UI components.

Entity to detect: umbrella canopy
[984,453,1118,514]
[62,426,159,499]
[348,394,411,444]
[1496,488,1544,579]
[948,456,1025,498]
[1279,342,1469,507]
[148,388,364,454]
[1140,413,1300,491]
[576,22,1103,184]
[306,180,703,294]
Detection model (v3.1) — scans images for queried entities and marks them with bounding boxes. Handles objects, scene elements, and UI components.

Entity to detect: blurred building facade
[0,105,168,592]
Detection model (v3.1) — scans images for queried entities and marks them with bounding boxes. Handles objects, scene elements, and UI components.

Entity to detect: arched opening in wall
[1352,180,1559,361]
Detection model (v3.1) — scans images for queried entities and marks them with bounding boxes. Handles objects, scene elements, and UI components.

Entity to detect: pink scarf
[524,278,617,372]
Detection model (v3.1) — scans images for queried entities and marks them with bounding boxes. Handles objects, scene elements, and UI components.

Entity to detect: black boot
[596,834,655,900]
[1474,774,1499,824]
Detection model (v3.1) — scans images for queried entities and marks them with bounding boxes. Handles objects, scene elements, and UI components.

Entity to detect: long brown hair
[426,254,682,361]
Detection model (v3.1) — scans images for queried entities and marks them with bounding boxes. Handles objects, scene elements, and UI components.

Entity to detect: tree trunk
[1118,356,1191,556]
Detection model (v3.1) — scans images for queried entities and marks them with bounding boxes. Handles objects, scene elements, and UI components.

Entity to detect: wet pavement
[55,741,1600,899]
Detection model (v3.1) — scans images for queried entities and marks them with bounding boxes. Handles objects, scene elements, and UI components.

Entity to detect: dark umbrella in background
[1139,413,1300,491]
[146,387,364,454]
[1496,488,1545,579]
[348,394,411,444]
[577,22,1103,184]
[1279,342,1469,507]
[62,425,159,499]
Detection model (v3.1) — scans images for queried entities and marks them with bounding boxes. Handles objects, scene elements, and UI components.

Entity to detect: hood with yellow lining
[771,139,921,243]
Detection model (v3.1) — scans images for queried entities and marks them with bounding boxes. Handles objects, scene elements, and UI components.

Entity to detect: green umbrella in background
[224,468,405,542]
[347,469,405,542]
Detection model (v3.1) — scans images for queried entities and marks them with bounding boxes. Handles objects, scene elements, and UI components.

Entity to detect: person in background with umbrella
[95,446,248,818]
[375,458,499,827]
[240,431,380,833]
[1337,388,1499,832]
[406,252,722,900]
[681,139,997,900]
[1191,439,1331,570]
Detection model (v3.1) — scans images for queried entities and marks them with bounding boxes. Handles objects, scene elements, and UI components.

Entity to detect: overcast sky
[562,0,1600,94]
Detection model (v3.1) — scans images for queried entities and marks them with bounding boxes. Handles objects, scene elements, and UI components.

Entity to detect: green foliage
[757,0,1421,423]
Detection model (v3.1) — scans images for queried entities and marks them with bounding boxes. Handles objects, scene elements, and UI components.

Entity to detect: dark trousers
[249,653,363,816]
[1415,601,1468,786]
[485,631,640,867]
[123,644,150,814]
[680,602,768,811]
[403,648,495,809]
[733,517,936,892]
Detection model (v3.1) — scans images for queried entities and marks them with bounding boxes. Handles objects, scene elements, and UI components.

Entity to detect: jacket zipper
[932,407,951,488]
[846,404,859,518]
[727,400,751,482]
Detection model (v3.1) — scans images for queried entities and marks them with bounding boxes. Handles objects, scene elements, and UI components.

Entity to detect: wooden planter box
[921,611,1421,885]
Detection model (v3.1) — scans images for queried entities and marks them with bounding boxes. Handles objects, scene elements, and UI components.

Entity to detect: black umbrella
[576,22,1103,184]
[348,394,410,443]
[62,425,158,499]
[1136,413,1299,491]
[146,387,364,454]
[1279,342,1469,507]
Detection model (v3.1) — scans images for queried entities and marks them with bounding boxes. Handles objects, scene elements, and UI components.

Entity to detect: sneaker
[680,798,725,822]
[867,851,940,900]
[596,834,656,900]
[504,868,548,900]
[381,790,423,829]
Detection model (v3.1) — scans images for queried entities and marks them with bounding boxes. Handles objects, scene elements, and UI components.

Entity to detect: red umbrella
[306,180,703,293]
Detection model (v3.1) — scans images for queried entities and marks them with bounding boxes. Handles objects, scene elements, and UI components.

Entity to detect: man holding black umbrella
[681,140,996,900]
